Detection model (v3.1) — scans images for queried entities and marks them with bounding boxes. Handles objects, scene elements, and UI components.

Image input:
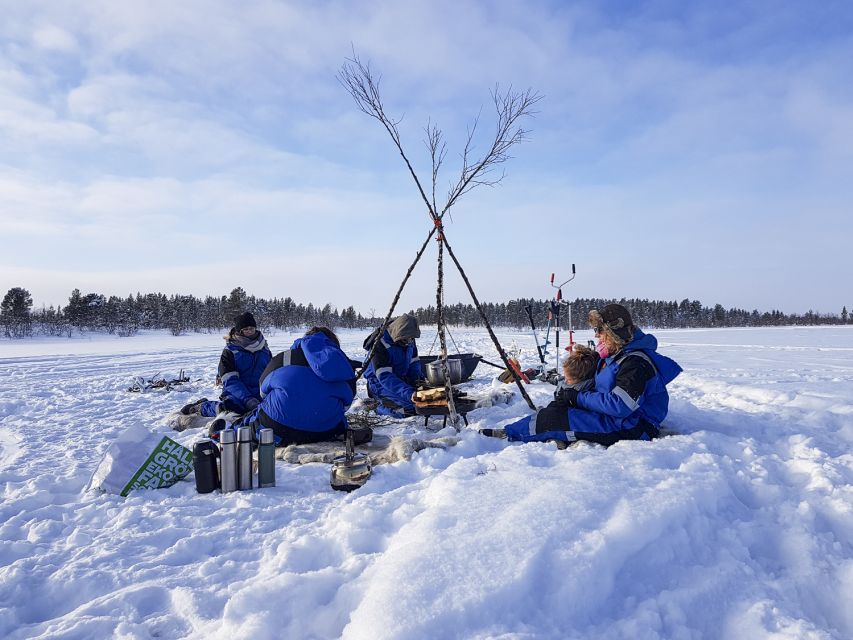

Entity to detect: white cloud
[785,85,853,164]
[0,167,416,273]
[32,25,77,52]
[0,63,98,147]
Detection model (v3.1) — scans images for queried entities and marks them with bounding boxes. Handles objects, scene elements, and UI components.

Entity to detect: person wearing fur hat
[180,311,272,418]
[493,303,682,446]
[362,314,425,418]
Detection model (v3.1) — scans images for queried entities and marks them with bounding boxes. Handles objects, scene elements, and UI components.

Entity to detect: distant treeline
[1,286,850,339]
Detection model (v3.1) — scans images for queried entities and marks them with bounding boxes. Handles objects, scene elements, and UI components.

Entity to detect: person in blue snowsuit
[499,304,681,446]
[362,314,425,418]
[181,311,272,418]
[239,326,357,445]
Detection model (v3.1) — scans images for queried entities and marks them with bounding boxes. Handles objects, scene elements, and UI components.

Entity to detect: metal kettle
[424,357,463,386]
[330,429,372,492]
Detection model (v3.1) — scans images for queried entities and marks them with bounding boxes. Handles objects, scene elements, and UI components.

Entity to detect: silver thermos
[219,429,238,493]
[237,426,254,491]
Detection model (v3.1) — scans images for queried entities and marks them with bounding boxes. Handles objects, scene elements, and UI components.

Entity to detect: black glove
[554,386,579,407]
[245,398,260,411]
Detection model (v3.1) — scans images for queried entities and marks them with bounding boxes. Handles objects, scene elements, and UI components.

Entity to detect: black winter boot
[180,398,208,415]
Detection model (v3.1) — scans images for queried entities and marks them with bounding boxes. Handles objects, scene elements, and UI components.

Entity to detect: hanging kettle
[330,429,372,492]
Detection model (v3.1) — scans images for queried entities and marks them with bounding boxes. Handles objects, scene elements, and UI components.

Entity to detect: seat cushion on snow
[167,412,211,432]
[275,434,461,465]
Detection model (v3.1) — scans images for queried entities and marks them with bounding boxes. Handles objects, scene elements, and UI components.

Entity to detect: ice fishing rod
[548,265,575,379]
[524,304,547,365]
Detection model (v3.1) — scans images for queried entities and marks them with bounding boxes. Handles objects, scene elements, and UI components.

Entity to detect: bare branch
[339,54,540,225]
[338,50,437,219]
[441,85,542,218]
[456,107,482,195]
[424,119,446,214]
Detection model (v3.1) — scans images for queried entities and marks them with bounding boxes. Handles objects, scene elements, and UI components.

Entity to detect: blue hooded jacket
[246,332,356,436]
[362,329,424,410]
[569,328,682,437]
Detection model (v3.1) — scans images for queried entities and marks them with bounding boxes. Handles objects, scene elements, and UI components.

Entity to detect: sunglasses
[593,325,603,335]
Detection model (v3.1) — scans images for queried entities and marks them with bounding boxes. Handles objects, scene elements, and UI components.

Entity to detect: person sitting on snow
[218,326,362,446]
[480,343,598,440]
[483,304,682,446]
[362,313,425,418]
[180,311,272,418]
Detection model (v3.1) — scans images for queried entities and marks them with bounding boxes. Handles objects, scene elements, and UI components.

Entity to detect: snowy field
[1,325,851,640]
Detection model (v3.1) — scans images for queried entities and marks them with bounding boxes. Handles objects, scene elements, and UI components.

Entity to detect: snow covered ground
[1,326,851,639]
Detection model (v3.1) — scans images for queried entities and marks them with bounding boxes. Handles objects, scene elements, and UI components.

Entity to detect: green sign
[121,436,193,496]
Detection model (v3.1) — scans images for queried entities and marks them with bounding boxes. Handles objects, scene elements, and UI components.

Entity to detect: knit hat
[387,313,421,343]
[234,311,257,331]
[589,304,634,344]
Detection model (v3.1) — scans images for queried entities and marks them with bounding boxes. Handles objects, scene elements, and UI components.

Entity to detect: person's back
[257,327,355,435]
[610,327,679,427]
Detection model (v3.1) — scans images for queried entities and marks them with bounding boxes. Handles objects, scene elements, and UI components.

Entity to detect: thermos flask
[193,438,220,493]
[219,428,238,493]
[237,426,254,491]
[257,428,275,488]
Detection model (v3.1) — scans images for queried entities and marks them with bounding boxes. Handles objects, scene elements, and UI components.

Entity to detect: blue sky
[1,0,851,316]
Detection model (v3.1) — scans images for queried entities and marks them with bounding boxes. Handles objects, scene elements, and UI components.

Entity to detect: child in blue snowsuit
[480,343,598,441]
[362,314,424,418]
[489,304,681,446]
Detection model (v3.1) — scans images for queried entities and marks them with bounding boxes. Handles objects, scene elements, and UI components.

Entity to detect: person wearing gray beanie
[361,314,424,418]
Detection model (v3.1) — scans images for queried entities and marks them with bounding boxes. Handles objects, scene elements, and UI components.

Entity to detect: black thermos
[193,438,220,493]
